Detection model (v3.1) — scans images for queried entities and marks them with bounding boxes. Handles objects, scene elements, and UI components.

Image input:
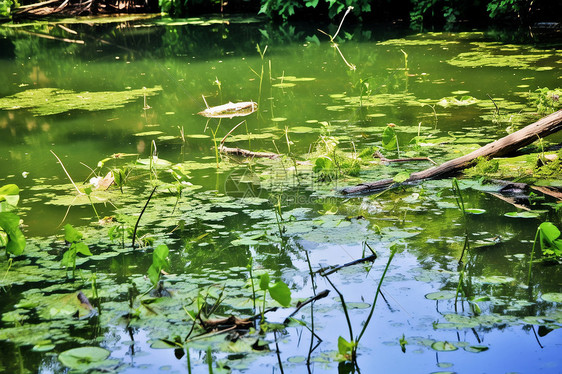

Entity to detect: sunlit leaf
[58,346,110,370]
[269,281,291,307]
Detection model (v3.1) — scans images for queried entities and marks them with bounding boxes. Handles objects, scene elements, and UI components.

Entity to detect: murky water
[0,15,561,373]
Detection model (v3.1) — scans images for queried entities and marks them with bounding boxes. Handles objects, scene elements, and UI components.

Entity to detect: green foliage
[0,0,18,18]
[159,0,222,17]
[399,334,407,353]
[358,146,378,160]
[259,0,371,20]
[61,224,92,276]
[313,135,361,181]
[533,87,561,115]
[258,272,292,307]
[486,0,520,19]
[0,184,26,257]
[381,125,398,151]
[337,336,357,361]
[147,244,170,286]
[537,222,562,259]
[58,346,111,371]
[534,149,562,178]
[468,156,499,176]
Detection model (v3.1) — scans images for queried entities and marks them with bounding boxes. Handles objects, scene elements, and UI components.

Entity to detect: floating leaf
[464,345,489,353]
[541,293,562,303]
[425,291,457,300]
[133,131,164,137]
[58,346,110,370]
[272,83,296,88]
[466,208,486,215]
[431,341,458,351]
[504,211,540,218]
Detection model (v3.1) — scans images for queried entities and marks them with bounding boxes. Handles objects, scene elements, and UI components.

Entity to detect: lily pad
[541,293,562,303]
[425,291,457,300]
[504,211,541,218]
[58,346,111,370]
[431,341,458,352]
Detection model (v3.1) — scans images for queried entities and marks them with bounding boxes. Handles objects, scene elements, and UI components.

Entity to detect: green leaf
[74,242,92,256]
[337,336,354,355]
[0,184,20,209]
[393,172,410,183]
[382,126,397,150]
[61,249,74,267]
[0,212,26,256]
[313,156,333,173]
[147,244,169,286]
[466,208,486,215]
[269,281,292,307]
[539,222,561,244]
[153,244,169,268]
[431,341,458,351]
[147,263,160,286]
[504,211,540,218]
[64,224,83,243]
[259,273,270,291]
[58,346,110,370]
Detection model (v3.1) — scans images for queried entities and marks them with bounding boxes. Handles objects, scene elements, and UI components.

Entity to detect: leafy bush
[258,0,371,20]
[486,0,520,19]
[0,0,18,19]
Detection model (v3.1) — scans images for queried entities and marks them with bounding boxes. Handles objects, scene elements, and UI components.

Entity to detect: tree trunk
[341,110,562,195]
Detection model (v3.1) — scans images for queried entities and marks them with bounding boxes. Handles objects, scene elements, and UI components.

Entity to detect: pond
[0,14,561,373]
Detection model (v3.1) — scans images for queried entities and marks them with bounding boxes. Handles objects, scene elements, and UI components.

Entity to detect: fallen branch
[219,145,281,159]
[316,254,377,277]
[283,289,330,323]
[342,110,562,195]
[530,186,562,202]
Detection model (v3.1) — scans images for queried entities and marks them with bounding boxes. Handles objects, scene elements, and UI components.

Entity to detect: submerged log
[342,110,562,195]
[198,101,257,119]
[219,145,280,159]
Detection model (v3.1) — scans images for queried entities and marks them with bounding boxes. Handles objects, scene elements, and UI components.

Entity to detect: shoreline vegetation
[1,0,561,30]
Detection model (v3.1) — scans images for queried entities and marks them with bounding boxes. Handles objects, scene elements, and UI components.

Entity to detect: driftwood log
[341,110,562,195]
[219,145,280,159]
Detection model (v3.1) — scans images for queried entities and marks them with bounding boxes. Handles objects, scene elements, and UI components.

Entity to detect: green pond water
[1,15,562,373]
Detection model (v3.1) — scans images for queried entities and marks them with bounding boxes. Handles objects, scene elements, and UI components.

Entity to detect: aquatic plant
[529,222,562,279]
[533,87,562,115]
[147,244,170,287]
[325,246,395,365]
[258,272,292,317]
[0,86,162,116]
[0,184,26,258]
[61,224,92,277]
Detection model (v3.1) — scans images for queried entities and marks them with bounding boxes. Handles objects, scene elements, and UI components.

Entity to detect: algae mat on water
[0,86,162,116]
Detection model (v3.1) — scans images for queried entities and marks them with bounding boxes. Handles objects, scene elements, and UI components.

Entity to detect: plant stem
[132,186,157,248]
[324,274,354,344]
[356,249,395,342]
[50,150,83,195]
[528,227,540,284]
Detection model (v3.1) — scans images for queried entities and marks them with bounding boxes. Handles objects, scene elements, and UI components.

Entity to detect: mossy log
[341,110,562,195]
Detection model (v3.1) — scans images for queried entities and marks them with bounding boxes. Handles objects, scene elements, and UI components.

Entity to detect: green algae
[447,49,558,70]
[0,86,162,116]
